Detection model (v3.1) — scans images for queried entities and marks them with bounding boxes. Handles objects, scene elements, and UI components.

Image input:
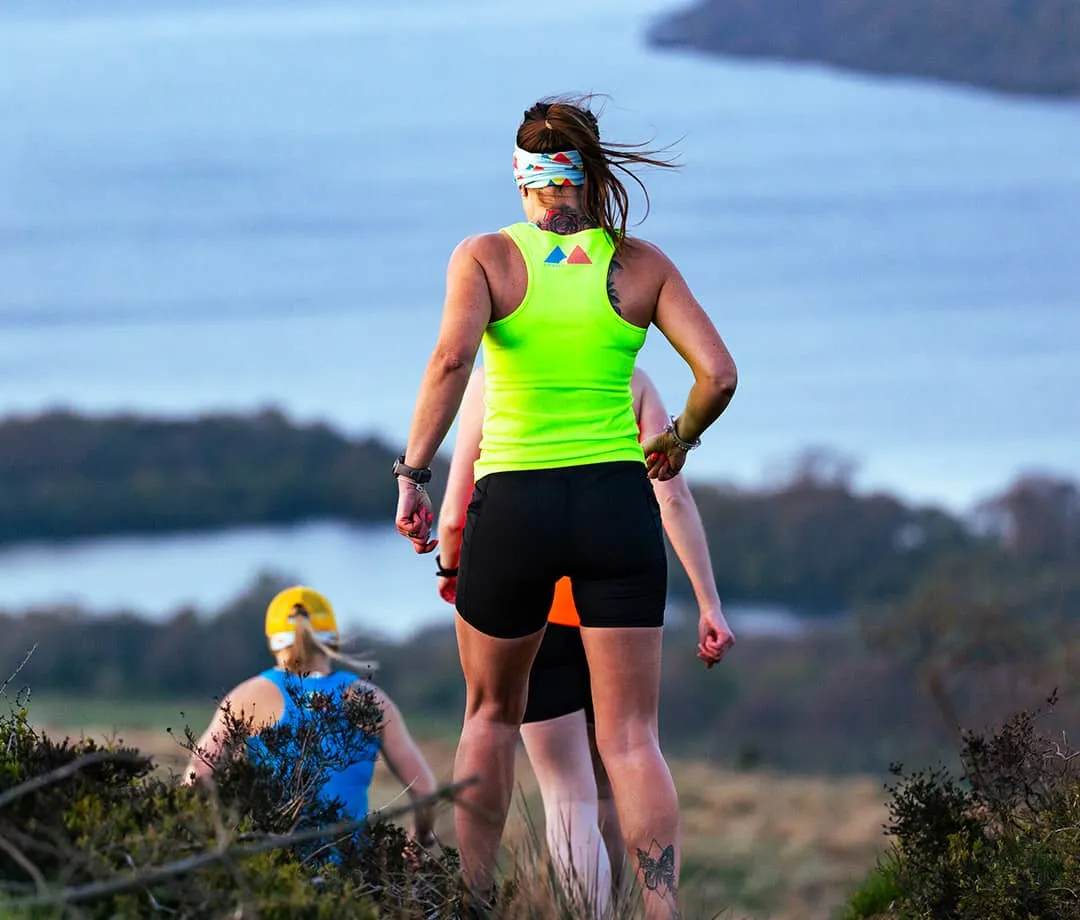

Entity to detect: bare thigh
[456,614,545,722]
[579,627,663,750]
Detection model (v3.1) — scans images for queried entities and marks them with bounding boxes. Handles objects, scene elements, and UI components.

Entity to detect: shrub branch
[0,749,148,810]
[9,778,474,909]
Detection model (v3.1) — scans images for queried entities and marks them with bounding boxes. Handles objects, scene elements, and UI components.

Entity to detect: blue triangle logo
[545,246,567,264]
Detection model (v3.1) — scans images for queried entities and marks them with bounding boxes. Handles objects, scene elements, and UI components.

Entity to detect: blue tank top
[246,668,380,822]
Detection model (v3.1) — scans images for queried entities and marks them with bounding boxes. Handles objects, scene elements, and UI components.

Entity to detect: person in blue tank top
[184,585,438,849]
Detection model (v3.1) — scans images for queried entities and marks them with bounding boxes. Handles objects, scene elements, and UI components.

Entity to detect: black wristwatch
[435,555,458,578]
[392,454,432,485]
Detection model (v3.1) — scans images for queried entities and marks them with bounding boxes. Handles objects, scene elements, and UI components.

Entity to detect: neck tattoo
[535,207,597,235]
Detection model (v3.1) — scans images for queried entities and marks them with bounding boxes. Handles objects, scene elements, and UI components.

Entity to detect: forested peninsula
[647,0,1080,98]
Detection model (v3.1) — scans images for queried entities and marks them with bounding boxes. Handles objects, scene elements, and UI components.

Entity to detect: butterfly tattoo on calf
[636,841,677,894]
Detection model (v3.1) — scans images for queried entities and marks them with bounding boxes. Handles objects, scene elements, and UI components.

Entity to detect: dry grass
[33,720,889,920]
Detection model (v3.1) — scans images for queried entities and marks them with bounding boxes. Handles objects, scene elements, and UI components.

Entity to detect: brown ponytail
[515,95,679,249]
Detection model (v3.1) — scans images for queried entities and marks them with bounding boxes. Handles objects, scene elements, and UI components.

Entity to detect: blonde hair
[276,605,377,676]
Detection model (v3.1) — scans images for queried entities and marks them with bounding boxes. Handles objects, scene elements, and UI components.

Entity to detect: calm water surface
[0,0,1077,620]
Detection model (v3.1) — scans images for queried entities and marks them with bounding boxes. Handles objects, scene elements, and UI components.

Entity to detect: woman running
[392,97,737,918]
[435,364,735,915]
[184,585,438,850]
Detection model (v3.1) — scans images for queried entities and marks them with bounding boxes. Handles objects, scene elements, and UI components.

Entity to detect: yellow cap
[265,586,339,652]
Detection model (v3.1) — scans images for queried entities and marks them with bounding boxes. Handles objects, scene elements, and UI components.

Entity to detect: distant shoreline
[647,0,1080,99]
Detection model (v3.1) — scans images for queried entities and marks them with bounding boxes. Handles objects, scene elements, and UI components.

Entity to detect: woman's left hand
[437,575,457,605]
[396,479,438,554]
[697,604,735,669]
[641,430,688,481]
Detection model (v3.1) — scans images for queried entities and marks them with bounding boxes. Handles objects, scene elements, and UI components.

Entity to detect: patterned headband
[513,146,585,188]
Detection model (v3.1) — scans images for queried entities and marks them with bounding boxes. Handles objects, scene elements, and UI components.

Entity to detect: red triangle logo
[551,152,574,165]
[566,245,592,265]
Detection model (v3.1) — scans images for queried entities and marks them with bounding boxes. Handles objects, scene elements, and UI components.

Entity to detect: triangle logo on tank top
[544,244,592,265]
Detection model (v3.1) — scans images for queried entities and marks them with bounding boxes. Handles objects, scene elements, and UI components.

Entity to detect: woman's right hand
[413,805,438,848]
[396,479,438,553]
[641,430,689,482]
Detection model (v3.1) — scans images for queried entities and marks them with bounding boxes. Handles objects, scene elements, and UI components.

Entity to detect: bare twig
[10,778,475,909]
[1048,732,1080,763]
[0,750,147,811]
[0,646,37,698]
[205,773,258,914]
[0,833,47,893]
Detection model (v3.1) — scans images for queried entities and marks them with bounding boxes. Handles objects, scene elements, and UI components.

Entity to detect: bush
[0,681,462,919]
[840,858,902,919]
[0,675,688,919]
[845,693,1080,920]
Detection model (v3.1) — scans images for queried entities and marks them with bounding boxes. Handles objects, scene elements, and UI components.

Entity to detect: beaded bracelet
[665,416,702,452]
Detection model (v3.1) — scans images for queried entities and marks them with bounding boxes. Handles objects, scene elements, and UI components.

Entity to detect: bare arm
[403,237,492,471]
[183,705,232,785]
[437,366,486,571]
[652,252,737,442]
[636,368,735,668]
[642,247,738,481]
[395,236,493,552]
[182,678,274,785]
[375,690,439,844]
[637,370,722,612]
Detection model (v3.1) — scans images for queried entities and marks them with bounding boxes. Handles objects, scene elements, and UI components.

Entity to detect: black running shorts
[455,461,668,640]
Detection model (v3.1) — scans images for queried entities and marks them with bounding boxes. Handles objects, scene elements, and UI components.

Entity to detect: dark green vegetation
[0,685,462,919]
[0,409,447,544]
[6,538,1079,777]
[0,685,703,919]
[648,0,1080,98]
[842,697,1080,920]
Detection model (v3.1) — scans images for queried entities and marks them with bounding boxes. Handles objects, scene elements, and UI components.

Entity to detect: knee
[465,686,528,727]
[594,721,660,768]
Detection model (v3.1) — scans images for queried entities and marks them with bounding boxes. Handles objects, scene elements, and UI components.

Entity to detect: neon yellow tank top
[473,222,647,479]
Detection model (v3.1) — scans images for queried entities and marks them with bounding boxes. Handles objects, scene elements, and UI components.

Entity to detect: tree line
[5,555,1077,776]
[4,408,1078,615]
[0,408,447,544]
[647,0,1080,98]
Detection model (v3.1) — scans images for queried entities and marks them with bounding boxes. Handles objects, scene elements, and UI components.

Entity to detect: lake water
[0,0,1077,625]
[0,521,814,641]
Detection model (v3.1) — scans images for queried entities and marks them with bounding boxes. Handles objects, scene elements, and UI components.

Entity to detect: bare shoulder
[447,233,518,283]
[226,674,272,702]
[620,236,676,273]
[453,232,510,261]
[221,674,281,720]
